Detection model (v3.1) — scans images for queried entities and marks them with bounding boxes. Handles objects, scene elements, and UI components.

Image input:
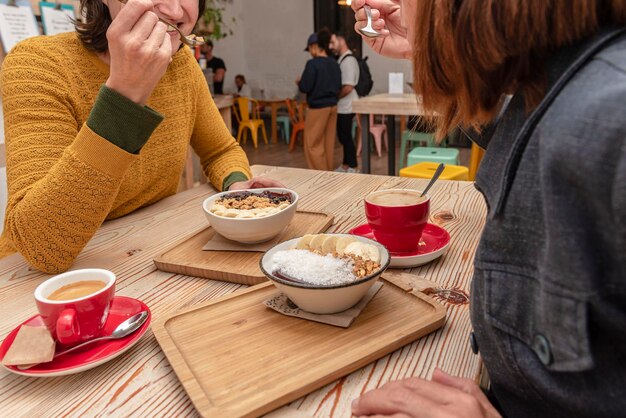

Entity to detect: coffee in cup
[47,281,107,301]
[34,269,116,346]
[365,189,430,253]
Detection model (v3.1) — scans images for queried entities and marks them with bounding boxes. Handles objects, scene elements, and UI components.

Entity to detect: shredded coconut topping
[270,249,357,285]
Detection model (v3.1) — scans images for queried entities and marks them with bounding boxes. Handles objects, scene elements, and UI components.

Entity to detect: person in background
[351,0,625,417]
[232,74,252,135]
[297,29,341,171]
[233,74,252,98]
[0,0,281,273]
[200,39,226,94]
[330,32,359,173]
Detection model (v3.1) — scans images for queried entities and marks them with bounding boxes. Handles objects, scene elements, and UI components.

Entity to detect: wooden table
[258,99,287,144]
[0,166,486,417]
[352,94,425,176]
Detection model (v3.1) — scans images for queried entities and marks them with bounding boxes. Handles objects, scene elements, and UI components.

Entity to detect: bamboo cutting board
[153,211,333,285]
[152,277,446,418]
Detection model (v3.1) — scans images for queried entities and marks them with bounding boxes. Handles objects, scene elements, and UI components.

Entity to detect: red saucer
[0,296,151,377]
[349,223,450,267]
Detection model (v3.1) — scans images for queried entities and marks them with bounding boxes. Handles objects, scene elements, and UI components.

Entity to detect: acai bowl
[203,188,299,244]
[260,233,390,314]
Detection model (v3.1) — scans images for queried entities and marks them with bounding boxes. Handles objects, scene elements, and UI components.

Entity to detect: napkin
[263,282,384,328]
[2,325,55,366]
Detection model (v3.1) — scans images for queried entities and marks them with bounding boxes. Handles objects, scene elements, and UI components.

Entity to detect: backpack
[340,54,374,97]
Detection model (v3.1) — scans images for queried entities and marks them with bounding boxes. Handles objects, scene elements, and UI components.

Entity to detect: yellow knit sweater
[0,33,251,273]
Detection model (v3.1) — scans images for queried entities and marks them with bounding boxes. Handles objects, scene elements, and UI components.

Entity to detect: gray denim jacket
[471,28,626,417]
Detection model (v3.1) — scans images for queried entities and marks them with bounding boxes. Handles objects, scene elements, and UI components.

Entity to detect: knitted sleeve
[189,62,251,190]
[0,41,137,273]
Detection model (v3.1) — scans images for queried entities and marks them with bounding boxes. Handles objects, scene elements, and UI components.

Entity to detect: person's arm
[339,85,355,98]
[0,0,170,273]
[298,61,316,94]
[214,68,226,83]
[189,59,252,191]
[213,58,226,83]
[339,56,359,98]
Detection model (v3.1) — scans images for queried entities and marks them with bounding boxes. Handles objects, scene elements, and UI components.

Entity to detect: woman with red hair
[351,1,626,417]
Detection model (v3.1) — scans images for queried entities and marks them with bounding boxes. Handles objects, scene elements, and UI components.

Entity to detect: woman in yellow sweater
[0,0,280,273]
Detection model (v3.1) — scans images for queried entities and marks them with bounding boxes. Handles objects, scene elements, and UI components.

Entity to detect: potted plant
[197,0,235,40]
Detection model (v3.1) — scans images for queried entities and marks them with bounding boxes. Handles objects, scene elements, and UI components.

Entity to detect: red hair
[412,0,626,138]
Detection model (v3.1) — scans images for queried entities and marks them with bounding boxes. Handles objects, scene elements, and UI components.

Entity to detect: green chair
[400,130,436,168]
[407,146,460,166]
[276,115,291,144]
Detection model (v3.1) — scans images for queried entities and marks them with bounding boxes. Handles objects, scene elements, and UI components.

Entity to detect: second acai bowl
[203,188,299,243]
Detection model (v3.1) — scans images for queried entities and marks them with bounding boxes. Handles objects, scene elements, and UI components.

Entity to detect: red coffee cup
[365,189,430,253]
[34,269,116,346]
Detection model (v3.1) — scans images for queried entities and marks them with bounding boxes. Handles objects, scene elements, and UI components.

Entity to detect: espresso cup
[365,189,430,253]
[34,269,116,346]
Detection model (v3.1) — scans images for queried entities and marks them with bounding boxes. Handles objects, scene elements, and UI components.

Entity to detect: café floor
[242,140,472,177]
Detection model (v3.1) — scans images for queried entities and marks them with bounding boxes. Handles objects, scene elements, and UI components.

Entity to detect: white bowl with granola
[259,233,390,314]
[202,188,299,244]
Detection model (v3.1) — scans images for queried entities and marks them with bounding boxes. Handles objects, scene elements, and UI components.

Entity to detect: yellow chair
[233,97,268,148]
[468,142,485,180]
[400,162,469,181]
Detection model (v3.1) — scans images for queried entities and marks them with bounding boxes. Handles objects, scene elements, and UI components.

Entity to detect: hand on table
[105,0,172,105]
[351,0,411,60]
[352,368,501,418]
[228,177,286,191]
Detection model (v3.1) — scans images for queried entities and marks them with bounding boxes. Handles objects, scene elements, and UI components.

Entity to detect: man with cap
[296,29,341,171]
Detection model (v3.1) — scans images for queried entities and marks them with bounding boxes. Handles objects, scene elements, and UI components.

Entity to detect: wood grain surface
[152,278,445,418]
[153,211,334,285]
[0,165,487,417]
[351,94,425,116]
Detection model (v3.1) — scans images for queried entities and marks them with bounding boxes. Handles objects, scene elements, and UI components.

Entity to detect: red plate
[0,296,151,377]
[350,223,450,268]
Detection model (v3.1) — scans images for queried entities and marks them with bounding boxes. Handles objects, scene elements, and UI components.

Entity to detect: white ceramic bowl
[259,234,390,314]
[202,188,299,244]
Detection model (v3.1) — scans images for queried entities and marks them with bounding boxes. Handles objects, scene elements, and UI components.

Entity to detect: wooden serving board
[153,211,334,285]
[152,277,446,418]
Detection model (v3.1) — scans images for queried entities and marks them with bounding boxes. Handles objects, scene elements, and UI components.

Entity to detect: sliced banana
[344,242,381,263]
[321,235,339,254]
[296,234,315,250]
[336,236,358,255]
[309,234,328,252]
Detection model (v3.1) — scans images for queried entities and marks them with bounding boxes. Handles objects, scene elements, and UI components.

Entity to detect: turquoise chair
[276,115,291,144]
[407,146,460,166]
[400,130,436,168]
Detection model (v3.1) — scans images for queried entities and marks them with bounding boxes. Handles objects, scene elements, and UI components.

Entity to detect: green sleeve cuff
[87,85,164,154]
[222,171,249,191]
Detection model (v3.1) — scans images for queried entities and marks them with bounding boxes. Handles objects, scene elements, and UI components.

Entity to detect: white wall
[213,0,413,98]
[214,0,314,99]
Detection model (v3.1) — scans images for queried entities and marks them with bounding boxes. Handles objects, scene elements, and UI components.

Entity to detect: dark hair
[316,27,332,54]
[75,0,207,53]
[205,39,213,48]
[411,0,626,138]
[235,74,246,83]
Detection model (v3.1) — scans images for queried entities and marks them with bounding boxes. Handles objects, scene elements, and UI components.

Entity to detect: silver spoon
[116,0,204,47]
[358,5,382,38]
[421,163,445,197]
[17,311,149,370]
[54,311,149,358]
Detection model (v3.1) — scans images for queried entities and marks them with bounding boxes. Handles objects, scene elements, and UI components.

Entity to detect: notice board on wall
[39,1,74,35]
[0,0,39,54]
